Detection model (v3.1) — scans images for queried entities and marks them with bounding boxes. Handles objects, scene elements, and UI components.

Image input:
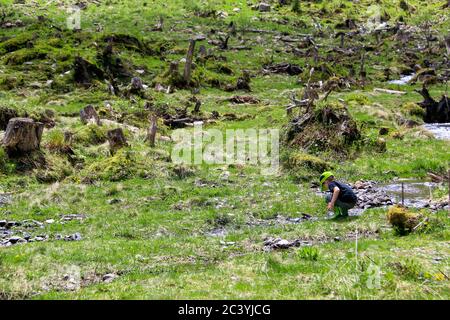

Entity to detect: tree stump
[183,39,196,84]
[107,128,127,155]
[146,115,158,147]
[80,105,101,125]
[2,118,44,156]
[236,70,251,91]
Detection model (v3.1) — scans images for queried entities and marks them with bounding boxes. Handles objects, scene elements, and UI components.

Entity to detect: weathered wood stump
[183,39,196,83]
[227,70,251,92]
[80,105,101,125]
[107,128,127,155]
[2,118,44,155]
[146,115,158,148]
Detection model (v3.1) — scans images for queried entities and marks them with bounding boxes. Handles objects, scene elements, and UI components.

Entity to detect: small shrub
[45,129,67,152]
[387,205,420,235]
[292,0,301,13]
[402,102,425,118]
[297,246,319,261]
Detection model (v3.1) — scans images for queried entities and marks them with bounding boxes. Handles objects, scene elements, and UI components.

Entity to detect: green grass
[0,0,449,300]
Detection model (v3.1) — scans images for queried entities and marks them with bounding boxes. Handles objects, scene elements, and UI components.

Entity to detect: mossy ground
[0,0,449,299]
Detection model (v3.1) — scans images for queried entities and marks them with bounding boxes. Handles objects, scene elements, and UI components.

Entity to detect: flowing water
[378,179,438,208]
[387,74,415,85]
[423,123,450,140]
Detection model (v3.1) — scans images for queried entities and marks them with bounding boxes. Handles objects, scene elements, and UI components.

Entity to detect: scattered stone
[64,233,82,241]
[102,273,117,283]
[8,236,26,244]
[263,237,312,250]
[108,198,123,204]
[45,219,55,224]
[5,221,19,229]
[219,171,230,181]
[60,214,87,222]
[80,105,101,125]
[253,2,271,12]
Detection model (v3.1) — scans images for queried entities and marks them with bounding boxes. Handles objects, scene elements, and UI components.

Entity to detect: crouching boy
[319,171,357,218]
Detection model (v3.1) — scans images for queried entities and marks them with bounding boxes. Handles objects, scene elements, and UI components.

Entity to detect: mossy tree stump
[107,128,127,155]
[2,118,44,156]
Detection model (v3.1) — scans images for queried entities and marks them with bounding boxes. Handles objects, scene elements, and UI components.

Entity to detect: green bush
[44,129,67,152]
[402,102,425,118]
[297,246,320,261]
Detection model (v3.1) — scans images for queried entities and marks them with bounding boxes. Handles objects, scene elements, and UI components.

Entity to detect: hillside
[0,0,449,299]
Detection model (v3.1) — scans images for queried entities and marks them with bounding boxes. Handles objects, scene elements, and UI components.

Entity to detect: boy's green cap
[319,171,334,191]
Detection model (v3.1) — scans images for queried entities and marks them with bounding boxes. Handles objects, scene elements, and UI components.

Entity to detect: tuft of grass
[297,246,320,261]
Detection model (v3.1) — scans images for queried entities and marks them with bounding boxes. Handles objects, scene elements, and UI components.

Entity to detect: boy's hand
[327,203,334,210]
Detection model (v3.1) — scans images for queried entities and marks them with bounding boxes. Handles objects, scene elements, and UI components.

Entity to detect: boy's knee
[325,194,332,203]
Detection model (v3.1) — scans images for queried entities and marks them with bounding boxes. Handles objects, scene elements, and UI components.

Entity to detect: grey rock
[108,198,123,205]
[8,236,26,244]
[65,233,82,241]
[256,2,271,12]
[102,273,117,283]
[6,221,18,228]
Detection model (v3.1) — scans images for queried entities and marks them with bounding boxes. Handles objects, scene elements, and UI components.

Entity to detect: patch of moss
[0,34,34,54]
[387,205,421,235]
[0,75,25,90]
[34,153,72,183]
[345,92,370,105]
[83,149,136,182]
[5,48,47,65]
[402,102,425,118]
[283,151,330,172]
